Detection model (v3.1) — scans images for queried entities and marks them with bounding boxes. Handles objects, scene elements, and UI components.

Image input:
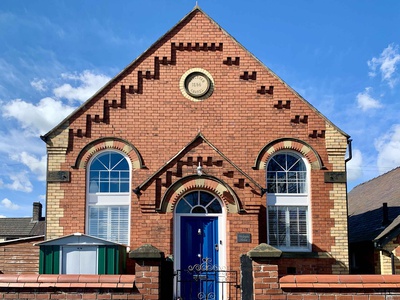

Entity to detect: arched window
[266,152,307,194]
[89,152,130,193]
[266,152,310,251]
[87,151,130,245]
[175,191,222,214]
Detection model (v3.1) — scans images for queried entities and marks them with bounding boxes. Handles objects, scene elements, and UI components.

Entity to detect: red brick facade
[42,6,349,285]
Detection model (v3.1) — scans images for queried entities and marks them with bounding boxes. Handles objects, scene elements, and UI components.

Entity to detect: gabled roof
[41,6,348,142]
[374,215,400,247]
[133,132,265,195]
[348,167,400,243]
[0,235,44,245]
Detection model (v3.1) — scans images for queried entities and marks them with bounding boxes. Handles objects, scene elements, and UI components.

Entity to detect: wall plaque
[237,233,251,243]
[185,72,210,97]
[47,171,70,182]
[324,171,346,183]
[179,68,214,102]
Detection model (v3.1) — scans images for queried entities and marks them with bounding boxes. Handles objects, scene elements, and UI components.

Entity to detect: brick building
[40,7,350,298]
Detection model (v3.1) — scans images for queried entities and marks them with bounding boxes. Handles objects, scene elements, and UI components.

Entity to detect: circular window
[180,68,214,101]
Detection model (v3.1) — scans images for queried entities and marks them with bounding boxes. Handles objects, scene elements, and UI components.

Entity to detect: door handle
[215,244,219,251]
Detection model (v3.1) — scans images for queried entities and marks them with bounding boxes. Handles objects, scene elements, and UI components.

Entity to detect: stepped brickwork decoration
[223,57,240,66]
[309,130,326,139]
[274,100,291,109]
[240,71,257,80]
[291,115,309,124]
[67,42,225,150]
[257,85,274,95]
[67,35,325,158]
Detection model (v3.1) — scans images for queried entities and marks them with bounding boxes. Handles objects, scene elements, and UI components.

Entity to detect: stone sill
[281,252,331,259]
[280,274,400,289]
[0,274,135,289]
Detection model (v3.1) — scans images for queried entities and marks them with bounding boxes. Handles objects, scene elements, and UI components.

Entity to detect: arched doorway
[174,190,226,300]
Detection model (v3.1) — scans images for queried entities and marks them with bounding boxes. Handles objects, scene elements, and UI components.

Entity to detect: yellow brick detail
[326,123,349,274]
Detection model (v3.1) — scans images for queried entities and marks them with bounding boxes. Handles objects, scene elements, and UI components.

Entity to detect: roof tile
[119,275,135,283]
[295,275,318,283]
[0,274,135,289]
[382,275,400,283]
[17,274,39,283]
[359,275,384,283]
[78,275,100,283]
[100,283,118,288]
[58,274,80,283]
[316,275,339,283]
[54,282,71,288]
[0,274,19,283]
[38,274,60,283]
[338,275,362,283]
[99,275,121,283]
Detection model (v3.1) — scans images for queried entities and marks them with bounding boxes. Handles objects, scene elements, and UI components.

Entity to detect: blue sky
[1,1,400,217]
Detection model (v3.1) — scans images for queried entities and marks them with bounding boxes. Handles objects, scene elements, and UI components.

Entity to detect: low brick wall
[3,263,400,299]
[0,274,138,299]
[252,261,400,300]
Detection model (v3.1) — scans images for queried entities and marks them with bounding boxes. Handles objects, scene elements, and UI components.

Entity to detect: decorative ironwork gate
[176,259,238,300]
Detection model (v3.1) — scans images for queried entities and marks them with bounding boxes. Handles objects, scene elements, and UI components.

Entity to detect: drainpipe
[345,138,353,163]
[345,138,352,272]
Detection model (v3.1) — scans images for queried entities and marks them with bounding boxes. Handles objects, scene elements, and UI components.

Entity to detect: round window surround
[179,68,214,101]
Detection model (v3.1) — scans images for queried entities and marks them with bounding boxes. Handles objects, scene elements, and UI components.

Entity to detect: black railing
[175,269,238,300]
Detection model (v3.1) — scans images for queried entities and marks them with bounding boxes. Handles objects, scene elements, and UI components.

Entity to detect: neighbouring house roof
[0,218,45,239]
[348,167,400,244]
[374,215,400,247]
[0,235,44,245]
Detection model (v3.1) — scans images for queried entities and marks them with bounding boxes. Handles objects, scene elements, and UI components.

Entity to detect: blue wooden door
[180,216,219,299]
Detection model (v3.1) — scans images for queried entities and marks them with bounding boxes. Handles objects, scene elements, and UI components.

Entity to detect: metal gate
[176,263,238,300]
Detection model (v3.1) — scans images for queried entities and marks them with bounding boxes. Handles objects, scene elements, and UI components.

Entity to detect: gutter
[345,138,353,163]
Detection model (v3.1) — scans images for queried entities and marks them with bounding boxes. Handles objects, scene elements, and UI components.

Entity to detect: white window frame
[86,150,131,245]
[266,151,311,252]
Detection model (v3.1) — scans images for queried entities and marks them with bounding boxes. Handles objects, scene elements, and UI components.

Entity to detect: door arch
[174,190,226,300]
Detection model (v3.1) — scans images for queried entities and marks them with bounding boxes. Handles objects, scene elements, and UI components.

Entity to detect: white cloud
[31,78,47,92]
[4,172,33,193]
[356,87,383,111]
[54,70,110,102]
[0,129,43,158]
[1,198,20,210]
[9,152,47,181]
[368,44,400,88]
[0,215,6,218]
[346,149,363,181]
[2,97,75,135]
[375,124,400,174]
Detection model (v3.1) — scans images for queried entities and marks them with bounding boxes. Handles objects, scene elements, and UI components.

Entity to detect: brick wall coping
[280,275,400,289]
[0,274,135,289]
